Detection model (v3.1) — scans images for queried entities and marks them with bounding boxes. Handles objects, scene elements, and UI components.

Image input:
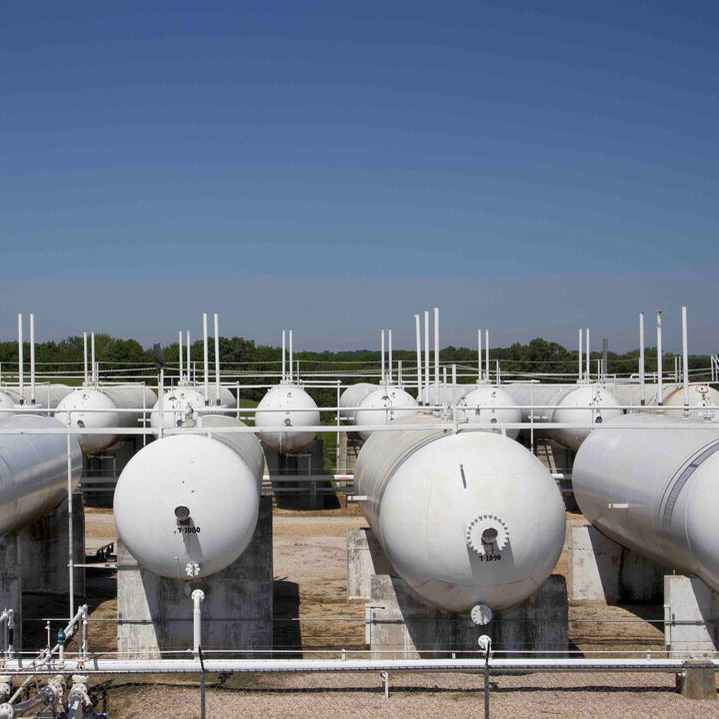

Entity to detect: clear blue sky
[1,1,717,352]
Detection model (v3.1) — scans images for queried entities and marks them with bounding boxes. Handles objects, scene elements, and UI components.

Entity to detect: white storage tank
[339,383,376,422]
[421,382,467,407]
[55,385,157,455]
[355,418,565,614]
[151,387,207,435]
[197,384,237,409]
[353,386,418,442]
[503,382,623,451]
[254,383,320,454]
[573,414,719,592]
[457,385,522,440]
[0,415,83,535]
[114,415,264,579]
[611,382,719,419]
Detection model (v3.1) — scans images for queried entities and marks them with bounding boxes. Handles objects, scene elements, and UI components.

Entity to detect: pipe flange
[466,514,509,556]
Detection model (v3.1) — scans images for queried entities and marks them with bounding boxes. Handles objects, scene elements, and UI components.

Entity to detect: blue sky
[1,2,717,351]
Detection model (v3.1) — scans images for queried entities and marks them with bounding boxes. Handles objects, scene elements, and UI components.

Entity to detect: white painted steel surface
[503,383,623,450]
[610,382,719,418]
[420,382,466,407]
[114,415,264,579]
[354,418,565,613]
[197,384,237,409]
[339,383,376,422]
[150,387,207,434]
[353,386,418,442]
[573,413,719,592]
[456,386,522,440]
[0,415,82,535]
[0,385,73,412]
[254,383,320,454]
[55,386,158,455]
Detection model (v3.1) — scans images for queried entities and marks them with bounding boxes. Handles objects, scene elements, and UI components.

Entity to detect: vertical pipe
[186,331,191,384]
[388,330,393,384]
[203,313,209,404]
[381,330,386,385]
[682,305,689,408]
[657,311,663,406]
[398,360,403,387]
[179,331,183,384]
[18,314,24,402]
[585,328,590,381]
[91,332,96,387]
[434,307,440,400]
[478,329,482,382]
[414,314,422,401]
[639,312,646,406]
[424,311,430,405]
[485,329,489,385]
[67,434,74,621]
[213,313,221,405]
[452,363,457,402]
[29,313,36,405]
[83,332,88,385]
[289,330,294,383]
[602,338,608,381]
[578,329,583,381]
[496,359,501,385]
[282,330,286,382]
[192,589,204,658]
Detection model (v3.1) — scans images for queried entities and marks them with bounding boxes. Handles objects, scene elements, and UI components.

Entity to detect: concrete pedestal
[20,495,85,597]
[117,497,273,658]
[676,660,717,700]
[568,525,666,604]
[665,575,719,658]
[265,438,332,509]
[368,574,568,659]
[347,528,394,601]
[0,535,21,651]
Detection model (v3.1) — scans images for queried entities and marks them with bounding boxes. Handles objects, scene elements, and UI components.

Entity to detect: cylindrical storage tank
[573,414,719,592]
[339,383,376,422]
[421,382,467,407]
[503,383,623,451]
[611,382,719,419]
[355,419,565,614]
[114,415,264,579]
[354,386,418,442]
[0,391,17,414]
[457,386,522,440]
[254,383,320,454]
[0,415,82,535]
[19,384,74,410]
[56,386,157,455]
[150,387,207,435]
[197,384,237,409]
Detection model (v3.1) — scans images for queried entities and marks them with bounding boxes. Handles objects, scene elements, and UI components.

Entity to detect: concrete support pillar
[676,660,717,700]
[367,574,568,659]
[117,497,273,658]
[265,438,329,509]
[665,575,719,658]
[19,495,85,597]
[347,529,394,600]
[0,535,21,651]
[568,525,666,604]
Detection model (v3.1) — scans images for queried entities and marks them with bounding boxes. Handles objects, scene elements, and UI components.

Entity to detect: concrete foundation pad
[368,574,568,658]
[676,660,717,700]
[20,495,85,597]
[568,525,666,604]
[0,535,21,651]
[665,575,719,658]
[347,529,393,601]
[117,497,273,658]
